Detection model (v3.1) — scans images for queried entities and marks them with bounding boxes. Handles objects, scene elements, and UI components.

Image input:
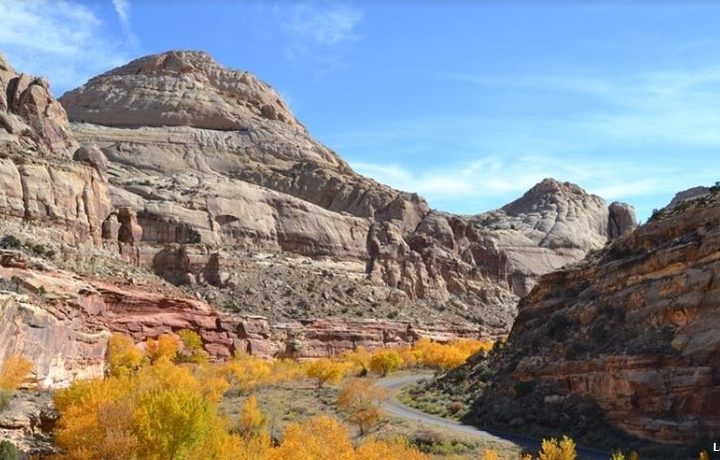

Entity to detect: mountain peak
[501,178,600,216]
[59,50,301,132]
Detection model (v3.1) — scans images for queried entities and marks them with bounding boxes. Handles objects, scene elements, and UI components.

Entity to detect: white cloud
[351,152,711,220]
[274,1,363,74]
[0,0,131,94]
[326,63,720,220]
[112,0,130,31]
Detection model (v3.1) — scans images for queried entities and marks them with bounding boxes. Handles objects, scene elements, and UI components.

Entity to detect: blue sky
[2,1,720,221]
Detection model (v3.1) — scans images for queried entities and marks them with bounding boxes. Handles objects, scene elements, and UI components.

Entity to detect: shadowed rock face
[466,189,720,446]
[59,50,636,330]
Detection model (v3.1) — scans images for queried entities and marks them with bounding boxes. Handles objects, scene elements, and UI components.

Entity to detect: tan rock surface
[60,51,635,331]
[0,250,495,387]
[0,53,112,246]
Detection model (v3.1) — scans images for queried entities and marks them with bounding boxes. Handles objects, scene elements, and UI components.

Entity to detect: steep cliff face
[466,187,720,447]
[59,50,636,330]
[0,53,112,247]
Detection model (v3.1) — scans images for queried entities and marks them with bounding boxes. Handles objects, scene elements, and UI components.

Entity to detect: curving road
[378,374,610,460]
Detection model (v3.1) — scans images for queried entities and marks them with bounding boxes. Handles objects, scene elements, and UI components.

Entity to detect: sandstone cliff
[463,186,720,450]
[0,248,494,387]
[0,50,642,453]
[59,50,636,331]
[0,53,111,248]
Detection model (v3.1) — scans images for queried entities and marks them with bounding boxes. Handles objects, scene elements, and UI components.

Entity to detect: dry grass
[220,374,522,459]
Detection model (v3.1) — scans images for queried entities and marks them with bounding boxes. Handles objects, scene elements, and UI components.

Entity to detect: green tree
[0,440,18,460]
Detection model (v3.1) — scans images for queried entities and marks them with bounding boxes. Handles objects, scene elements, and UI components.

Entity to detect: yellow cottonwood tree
[107,334,142,377]
[146,334,181,363]
[239,395,266,437]
[177,329,208,364]
[223,353,273,393]
[54,378,136,460]
[0,354,32,390]
[305,358,346,388]
[134,388,212,460]
[355,438,429,460]
[369,350,402,376]
[268,415,355,460]
[336,378,388,435]
[538,436,577,460]
[342,346,372,376]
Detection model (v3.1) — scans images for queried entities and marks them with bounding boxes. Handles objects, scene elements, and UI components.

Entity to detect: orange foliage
[336,378,388,434]
[0,354,33,390]
[145,333,180,363]
[268,415,355,460]
[355,437,428,460]
[107,334,142,377]
[305,358,347,388]
[369,349,403,376]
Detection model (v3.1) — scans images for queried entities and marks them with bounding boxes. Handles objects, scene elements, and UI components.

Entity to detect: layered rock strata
[0,250,495,387]
[466,189,720,445]
[60,51,636,330]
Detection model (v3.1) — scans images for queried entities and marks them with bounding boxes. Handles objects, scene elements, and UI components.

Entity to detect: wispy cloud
[274,1,363,74]
[443,66,720,148]
[351,154,704,219]
[327,64,720,220]
[112,0,130,29]
[0,0,131,94]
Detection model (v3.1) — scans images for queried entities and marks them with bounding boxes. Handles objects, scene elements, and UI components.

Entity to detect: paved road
[378,374,610,460]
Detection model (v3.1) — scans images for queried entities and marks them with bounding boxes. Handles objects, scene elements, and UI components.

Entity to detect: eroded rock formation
[0,249,495,388]
[0,53,111,247]
[59,50,636,331]
[466,189,720,446]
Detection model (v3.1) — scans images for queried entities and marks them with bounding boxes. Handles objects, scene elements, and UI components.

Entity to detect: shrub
[447,401,465,415]
[0,440,18,460]
[547,314,572,342]
[0,235,21,250]
[0,391,10,412]
[24,242,55,259]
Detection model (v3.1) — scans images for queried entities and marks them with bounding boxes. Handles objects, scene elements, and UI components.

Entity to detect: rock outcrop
[59,51,636,331]
[0,53,111,247]
[465,187,720,447]
[0,249,495,387]
[668,185,711,207]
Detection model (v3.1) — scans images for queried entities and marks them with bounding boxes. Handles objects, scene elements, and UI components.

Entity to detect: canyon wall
[466,188,720,446]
